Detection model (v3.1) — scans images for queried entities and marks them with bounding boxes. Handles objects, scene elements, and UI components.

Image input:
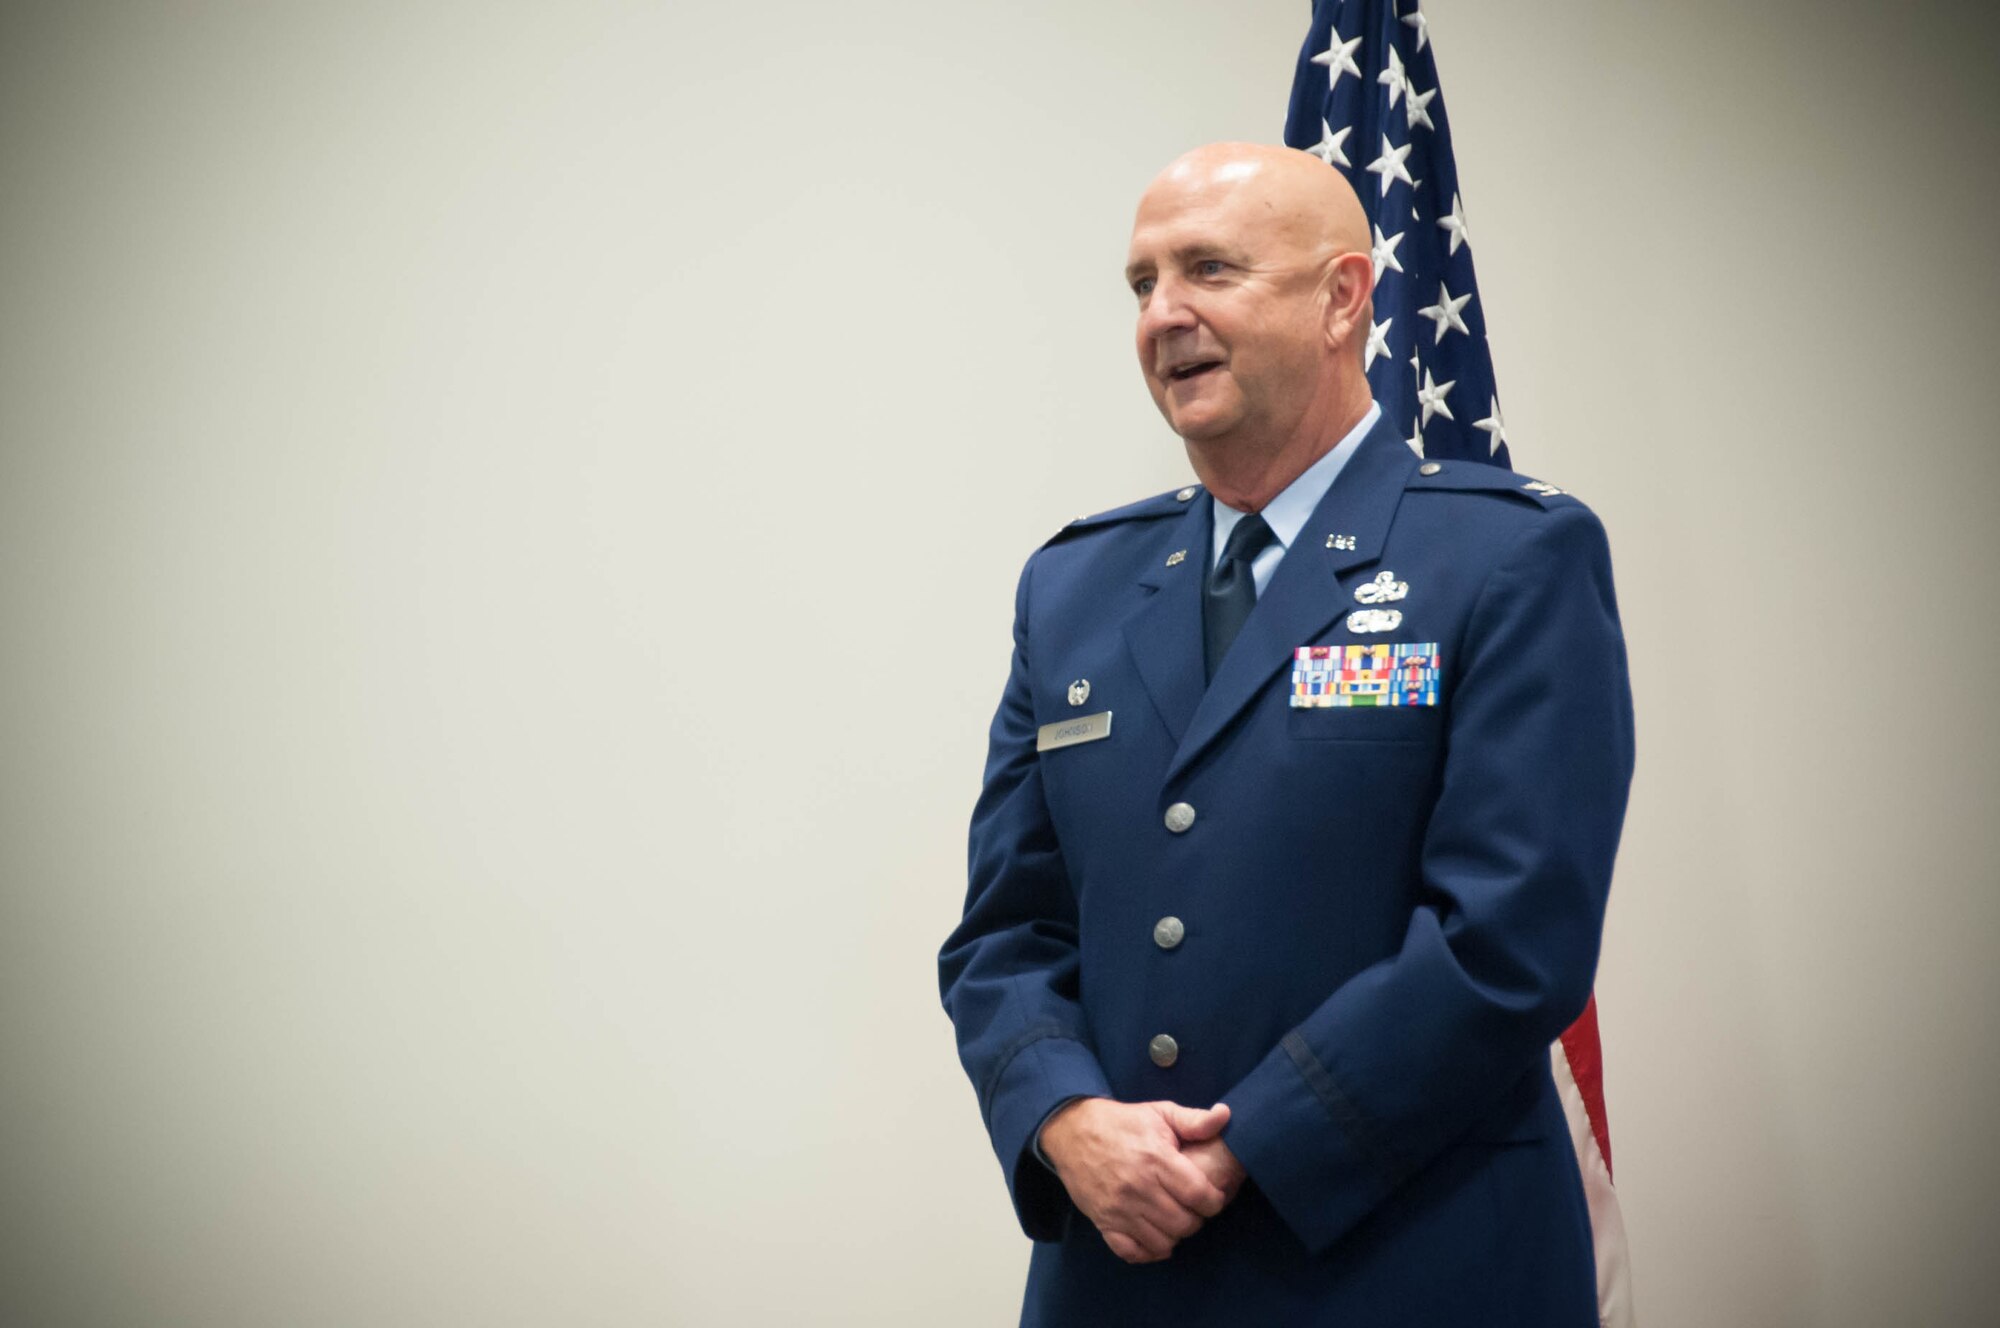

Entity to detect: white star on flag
[1474,396,1508,455]
[1371,224,1406,281]
[1311,33,1363,89]
[1365,134,1414,197]
[1437,192,1470,254]
[1417,367,1456,425]
[1418,281,1472,343]
[1404,82,1436,132]
[1406,414,1425,457]
[1378,45,1407,110]
[1365,316,1393,372]
[1402,1,1430,52]
[1310,120,1352,168]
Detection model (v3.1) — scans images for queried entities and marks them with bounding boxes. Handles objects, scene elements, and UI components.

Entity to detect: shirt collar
[1210,400,1383,563]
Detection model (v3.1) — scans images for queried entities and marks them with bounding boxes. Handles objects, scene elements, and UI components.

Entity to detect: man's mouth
[1166,360,1223,383]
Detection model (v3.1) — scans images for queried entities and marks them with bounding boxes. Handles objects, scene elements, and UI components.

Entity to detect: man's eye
[1197,259,1226,277]
[1133,277,1155,297]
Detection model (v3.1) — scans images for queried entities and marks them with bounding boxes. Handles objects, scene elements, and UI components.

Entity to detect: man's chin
[1164,378,1247,437]
[1167,410,1238,443]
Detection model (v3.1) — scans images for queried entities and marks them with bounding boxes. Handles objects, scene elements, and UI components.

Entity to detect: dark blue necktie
[1203,513,1277,682]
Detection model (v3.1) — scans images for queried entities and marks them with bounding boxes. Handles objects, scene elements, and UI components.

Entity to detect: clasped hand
[1039,1098,1246,1264]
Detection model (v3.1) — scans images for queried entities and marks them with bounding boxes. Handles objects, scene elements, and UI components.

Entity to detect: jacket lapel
[1163,412,1419,788]
[1121,496,1212,747]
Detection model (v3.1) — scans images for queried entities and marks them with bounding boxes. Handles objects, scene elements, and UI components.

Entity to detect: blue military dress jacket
[940,410,1636,1326]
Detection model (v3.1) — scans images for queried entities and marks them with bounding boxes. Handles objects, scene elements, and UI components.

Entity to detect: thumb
[1158,1100,1231,1141]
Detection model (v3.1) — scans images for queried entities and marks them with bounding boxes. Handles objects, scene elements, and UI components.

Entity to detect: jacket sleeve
[1218,503,1637,1257]
[939,550,1113,1242]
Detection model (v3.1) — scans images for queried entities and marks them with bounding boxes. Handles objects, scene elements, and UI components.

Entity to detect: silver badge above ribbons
[1037,711,1112,753]
[1354,570,1409,604]
[1067,679,1090,706]
[1347,608,1403,634]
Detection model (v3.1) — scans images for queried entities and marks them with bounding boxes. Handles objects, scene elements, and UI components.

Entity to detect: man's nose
[1138,277,1197,342]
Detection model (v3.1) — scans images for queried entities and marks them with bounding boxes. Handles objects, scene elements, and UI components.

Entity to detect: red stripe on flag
[1558,994,1613,1178]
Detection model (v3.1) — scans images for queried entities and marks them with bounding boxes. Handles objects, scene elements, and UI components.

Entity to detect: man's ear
[1320,251,1375,355]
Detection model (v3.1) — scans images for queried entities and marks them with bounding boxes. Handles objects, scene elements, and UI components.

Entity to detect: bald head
[1136,142,1371,266]
[1125,143,1377,507]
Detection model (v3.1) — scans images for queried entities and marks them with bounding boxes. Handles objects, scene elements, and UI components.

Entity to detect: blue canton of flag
[1284,0,1511,469]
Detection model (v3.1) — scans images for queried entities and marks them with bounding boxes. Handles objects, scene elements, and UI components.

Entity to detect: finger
[1181,1180,1229,1220]
[1155,1202,1205,1242]
[1106,1229,1172,1265]
[1159,1152,1230,1219]
[1195,1157,1242,1204]
[1183,1141,1244,1193]
[1156,1100,1231,1142]
[1102,1229,1148,1264]
[1101,1204,1178,1261]
[1121,1212,1178,1262]
[1136,1178,1212,1239]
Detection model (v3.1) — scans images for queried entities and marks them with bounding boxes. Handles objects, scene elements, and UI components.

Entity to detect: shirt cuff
[1031,1095,1091,1171]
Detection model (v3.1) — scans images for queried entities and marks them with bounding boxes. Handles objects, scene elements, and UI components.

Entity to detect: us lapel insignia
[1354,570,1409,604]
[1326,533,1357,551]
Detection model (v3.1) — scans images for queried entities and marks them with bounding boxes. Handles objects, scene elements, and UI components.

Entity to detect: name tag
[1037,711,1113,752]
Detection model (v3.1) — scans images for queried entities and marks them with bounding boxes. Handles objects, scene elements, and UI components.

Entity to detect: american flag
[1284,0,1509,468]
[1283,5,1636,1324]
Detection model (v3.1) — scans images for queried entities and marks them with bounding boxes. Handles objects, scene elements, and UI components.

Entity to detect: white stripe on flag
[1553,1039,1636,1328]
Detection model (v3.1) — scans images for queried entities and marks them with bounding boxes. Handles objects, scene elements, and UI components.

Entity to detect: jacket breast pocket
[1286,705,1438,744]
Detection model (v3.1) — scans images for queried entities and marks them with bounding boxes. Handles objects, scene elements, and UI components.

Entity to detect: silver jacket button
[1153,916,1185,949]
[1163,802,1196,834]
[1149,1034,1179,1068]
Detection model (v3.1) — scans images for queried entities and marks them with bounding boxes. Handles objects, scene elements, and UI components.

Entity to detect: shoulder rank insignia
[1521,479,1565,496]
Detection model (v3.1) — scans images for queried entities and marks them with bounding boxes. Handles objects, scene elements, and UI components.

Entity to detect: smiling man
[939,143,1635,1326]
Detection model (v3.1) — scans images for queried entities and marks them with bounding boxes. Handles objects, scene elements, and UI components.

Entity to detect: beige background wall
[2,2,1995,1324]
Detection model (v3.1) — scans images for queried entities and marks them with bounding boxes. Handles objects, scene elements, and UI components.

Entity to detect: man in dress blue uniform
[939,142,1635,1326]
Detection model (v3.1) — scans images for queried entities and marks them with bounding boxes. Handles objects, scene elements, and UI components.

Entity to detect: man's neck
[1189,395,1374,513]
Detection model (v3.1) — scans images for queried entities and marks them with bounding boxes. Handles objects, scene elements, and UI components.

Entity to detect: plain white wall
[1,2,1995,1325]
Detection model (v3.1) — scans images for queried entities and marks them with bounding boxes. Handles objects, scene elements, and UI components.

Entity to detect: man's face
[1125,172,1326,445]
